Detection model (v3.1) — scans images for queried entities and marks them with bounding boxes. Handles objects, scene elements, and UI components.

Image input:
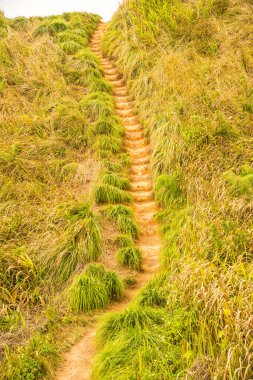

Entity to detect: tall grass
[95,0,253,377]
[70,264,124,312]
[0,10,119,375]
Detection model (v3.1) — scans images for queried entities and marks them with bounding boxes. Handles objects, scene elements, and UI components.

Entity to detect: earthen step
[126,145,150,156]
[125,130,144,140]
[112,80,126,88]
[104,68,118,75]
[130,181,153,192]
[130,155,150,165]
[131,164,150,176]
[116,109,135,118]
[115,99,131,105]
[138,244,161,253]
[116,102,134,110]
[113,89,128,96]
[130,190,153,202]
[142,263,160,273]
[134,201,158,213]
[131,173,151,182]
[105,74,120,81]
[125,140,147,150]
[122,116,139,124]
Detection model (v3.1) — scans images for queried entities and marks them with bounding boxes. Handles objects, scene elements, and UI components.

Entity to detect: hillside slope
[0,11,134,379]
[90,0,253,378]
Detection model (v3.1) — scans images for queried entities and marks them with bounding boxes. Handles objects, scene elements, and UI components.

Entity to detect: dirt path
[55,23,161,380]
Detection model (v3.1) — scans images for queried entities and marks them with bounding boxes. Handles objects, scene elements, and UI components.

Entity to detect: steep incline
[55,23,161,380]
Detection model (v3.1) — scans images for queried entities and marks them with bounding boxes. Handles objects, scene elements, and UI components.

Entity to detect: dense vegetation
[0,10,134,379]
[93,0,253,378]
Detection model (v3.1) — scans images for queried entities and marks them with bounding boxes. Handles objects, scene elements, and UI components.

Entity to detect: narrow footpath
[55,23,161,380]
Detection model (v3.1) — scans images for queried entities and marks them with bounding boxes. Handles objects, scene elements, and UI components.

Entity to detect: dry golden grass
[98,0,253,377]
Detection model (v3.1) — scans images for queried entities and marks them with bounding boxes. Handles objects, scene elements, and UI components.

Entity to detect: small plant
[117,247,142,270]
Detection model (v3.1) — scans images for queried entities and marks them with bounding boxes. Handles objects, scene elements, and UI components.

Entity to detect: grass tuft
[70,274,109,313]
[95,184,132,205]
[117,247,142,270]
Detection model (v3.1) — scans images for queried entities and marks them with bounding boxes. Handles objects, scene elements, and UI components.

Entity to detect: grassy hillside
[0,11,137,379]
[92,0,253,378]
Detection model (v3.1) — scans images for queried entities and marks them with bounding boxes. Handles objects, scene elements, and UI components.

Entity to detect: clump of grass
[103,174,130,190]
[116,234,135,248]
[57,30,87,46]
[137,275,167,307]
[70,264,124,312]
[61,41,83,54]
[42,202,103,283]
[95,184,132,205]
[84,263,106,279]
[224,166,253,198]
[93,135,123,157]
[104,271,124,301]
[154,172,183,208]
[103,205,139,239]
[117,247,142,270]
[86,117,124,140]
[10,17,29,31]
[70,274,109,313]
[96,306,166,348]
[89,78,113,94]
[80,96,113,121]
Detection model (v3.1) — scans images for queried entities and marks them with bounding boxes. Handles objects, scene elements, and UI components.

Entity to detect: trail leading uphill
[55,23,161,380]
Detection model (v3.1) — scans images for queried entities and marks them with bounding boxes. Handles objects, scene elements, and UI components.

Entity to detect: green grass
[117,247,142,270]
[61,41,83,54]
[92,0,253,377]
[103,205,139,239]
[95,184,132,204]
[70,264,124,312]
[0,11,115,375]
[70,274,109,313]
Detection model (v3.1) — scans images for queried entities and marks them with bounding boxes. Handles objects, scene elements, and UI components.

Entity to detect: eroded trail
[55,23,161,380]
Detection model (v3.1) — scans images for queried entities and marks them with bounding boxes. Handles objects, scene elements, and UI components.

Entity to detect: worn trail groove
[55,23,161,380]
